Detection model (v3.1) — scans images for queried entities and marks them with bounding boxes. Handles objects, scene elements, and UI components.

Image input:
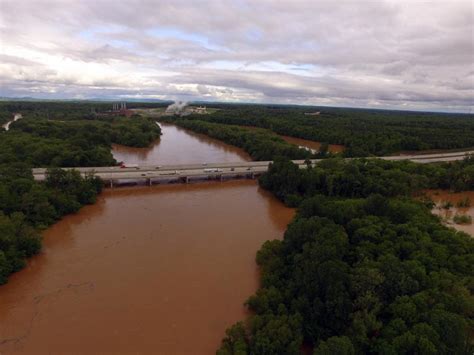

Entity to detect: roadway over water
[32,150,474,187]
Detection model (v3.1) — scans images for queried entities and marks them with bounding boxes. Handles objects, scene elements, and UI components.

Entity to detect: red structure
[118,108,133,117]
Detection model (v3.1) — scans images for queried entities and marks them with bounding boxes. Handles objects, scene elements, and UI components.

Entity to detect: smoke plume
[166,101,188,115]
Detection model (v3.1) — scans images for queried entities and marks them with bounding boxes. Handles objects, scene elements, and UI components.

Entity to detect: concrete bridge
[31,150,473,187]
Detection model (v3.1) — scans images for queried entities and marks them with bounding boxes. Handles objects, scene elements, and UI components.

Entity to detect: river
[112,122,251,165]
[0,123,294,354]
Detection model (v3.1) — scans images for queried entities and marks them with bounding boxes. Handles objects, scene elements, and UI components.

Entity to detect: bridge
[31,150,473,187]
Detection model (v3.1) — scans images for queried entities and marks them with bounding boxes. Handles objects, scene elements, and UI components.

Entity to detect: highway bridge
[31,150,473,187]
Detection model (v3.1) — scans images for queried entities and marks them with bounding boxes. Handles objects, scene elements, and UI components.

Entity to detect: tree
[314,336,355,355]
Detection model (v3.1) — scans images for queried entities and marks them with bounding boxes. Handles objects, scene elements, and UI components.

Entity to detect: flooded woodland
[0,123,294,354]
[425,190,474,236]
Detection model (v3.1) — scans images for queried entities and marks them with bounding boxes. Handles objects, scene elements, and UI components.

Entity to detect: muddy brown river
[0,124,294,354]
[112,122,251,165]
[280,135,345,154]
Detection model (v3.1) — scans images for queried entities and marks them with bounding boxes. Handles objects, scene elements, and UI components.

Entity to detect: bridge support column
[109,179,114,188]
[219,174,223,182]
[185,176,189,183]
[147,178,152,186]
[251,172,255,179]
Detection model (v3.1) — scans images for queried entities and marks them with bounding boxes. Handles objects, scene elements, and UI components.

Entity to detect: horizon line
[1,96,472,115]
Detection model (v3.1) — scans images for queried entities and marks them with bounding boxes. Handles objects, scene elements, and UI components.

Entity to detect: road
[31,150,473,186]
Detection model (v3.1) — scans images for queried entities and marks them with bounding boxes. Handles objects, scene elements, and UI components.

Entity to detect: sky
[0,0,473,112]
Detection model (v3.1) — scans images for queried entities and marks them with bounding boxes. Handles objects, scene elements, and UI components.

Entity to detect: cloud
[0,0,472,112]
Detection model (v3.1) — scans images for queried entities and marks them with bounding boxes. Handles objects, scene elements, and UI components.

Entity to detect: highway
[31,150,473,187]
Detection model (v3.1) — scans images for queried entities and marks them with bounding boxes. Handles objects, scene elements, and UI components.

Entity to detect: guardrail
[31,150,473,187]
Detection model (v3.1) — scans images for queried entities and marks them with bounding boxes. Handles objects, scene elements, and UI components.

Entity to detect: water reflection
[112,123,251,165]
[0,122,294,354]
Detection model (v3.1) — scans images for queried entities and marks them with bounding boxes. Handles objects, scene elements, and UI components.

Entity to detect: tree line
[0,100,170,122]
[260,155,474,206]
[176,104,474,157]
[0,100,165,283]
[218,157,474,354]
[0,165,103,284]
[0,116,161,167]
[160,118,328,161]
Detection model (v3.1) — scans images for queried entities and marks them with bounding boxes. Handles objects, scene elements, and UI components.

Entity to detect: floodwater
[112,122,251,165]
[240,125,344,154]
[0,124,294,354]
[425,190,474,236]
[279,135,345,154]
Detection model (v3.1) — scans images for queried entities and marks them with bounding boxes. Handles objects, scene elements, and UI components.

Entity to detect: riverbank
[0,181,294,354]
[1,122,294,354]
[279,134,345,154]
[237,125,345,154]
[112,122,251,165]
[217,158,474,354]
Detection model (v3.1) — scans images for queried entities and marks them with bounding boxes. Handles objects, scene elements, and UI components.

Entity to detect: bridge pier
[31,152,474,189]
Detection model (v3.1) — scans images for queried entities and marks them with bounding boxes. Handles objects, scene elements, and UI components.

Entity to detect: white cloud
[0,0,472,112]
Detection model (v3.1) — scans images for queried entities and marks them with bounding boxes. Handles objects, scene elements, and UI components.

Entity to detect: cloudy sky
[0,0,473,112]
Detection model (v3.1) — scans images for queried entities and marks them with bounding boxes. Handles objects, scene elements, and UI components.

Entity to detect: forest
[0,100,170,122]
[175,104,474,157]
[260,155,474,206]
[0,165,103,283]
[1,101,473,351]
[0,115,161,167]
[0,100,164,283]
[160,117,326,161]
[218,157,474,354]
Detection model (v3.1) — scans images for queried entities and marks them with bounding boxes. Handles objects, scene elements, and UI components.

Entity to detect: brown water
[239,125,344,154]
[112,122,251,165]
[0,125,294,354]
[280,135,345,154]
[425,190,474,236]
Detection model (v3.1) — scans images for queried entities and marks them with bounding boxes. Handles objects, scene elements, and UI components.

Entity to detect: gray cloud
[0,0,472,112]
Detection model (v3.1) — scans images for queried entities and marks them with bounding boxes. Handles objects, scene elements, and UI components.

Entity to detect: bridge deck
[31,150,473,186]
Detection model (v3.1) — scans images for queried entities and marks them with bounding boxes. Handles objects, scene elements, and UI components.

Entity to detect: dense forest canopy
[260,156,474,205]
[0,101,163,167]
[171,104,474,157]
[218,157,474,354]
